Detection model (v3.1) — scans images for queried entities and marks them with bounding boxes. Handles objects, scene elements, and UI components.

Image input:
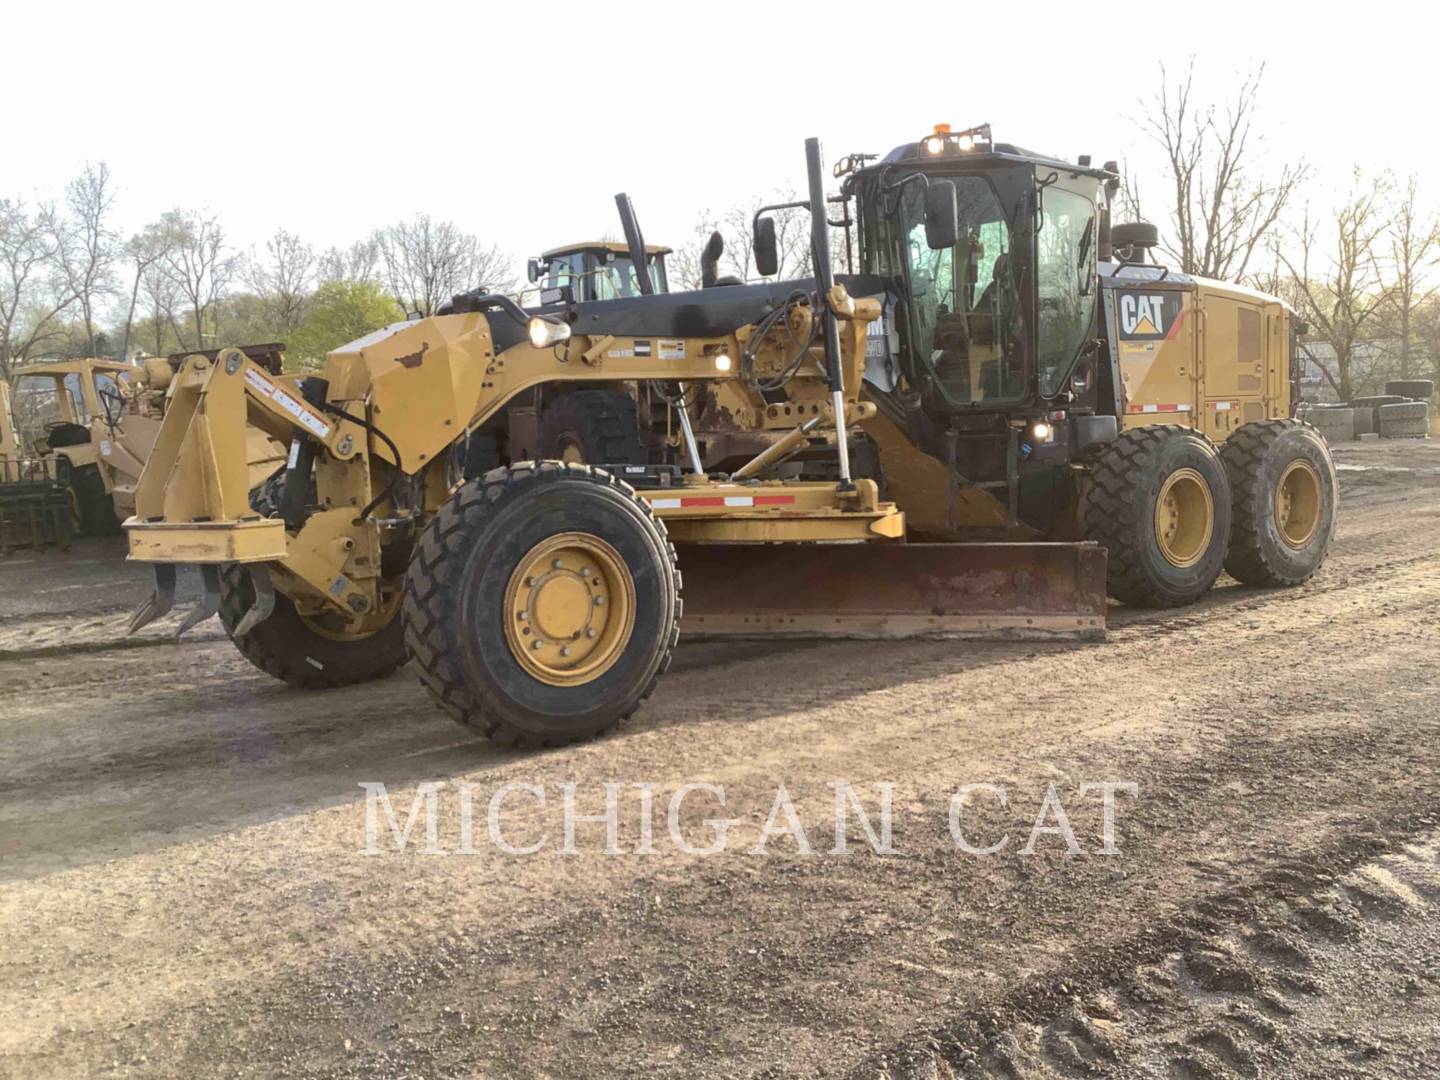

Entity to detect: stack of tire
[1377,380,1433,439]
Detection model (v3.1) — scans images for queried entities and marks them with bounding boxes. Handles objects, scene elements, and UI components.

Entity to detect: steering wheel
[98,386,128,428]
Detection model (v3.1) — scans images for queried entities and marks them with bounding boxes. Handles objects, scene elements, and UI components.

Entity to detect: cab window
[901,176,1025,404]
[592,255,662,301]
[543,253,584,293]
[1035,187,1097,395]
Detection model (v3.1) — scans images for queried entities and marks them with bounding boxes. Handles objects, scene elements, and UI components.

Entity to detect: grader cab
[124,128,1336,748]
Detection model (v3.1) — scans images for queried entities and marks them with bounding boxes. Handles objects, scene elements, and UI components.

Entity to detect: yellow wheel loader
[124,128,1335,748]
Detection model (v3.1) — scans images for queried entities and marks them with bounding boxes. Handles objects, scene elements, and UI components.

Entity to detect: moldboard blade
[676,542,1107,640]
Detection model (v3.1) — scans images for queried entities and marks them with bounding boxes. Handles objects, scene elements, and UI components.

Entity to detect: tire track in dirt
[3,524,1438,1076]
[864,822,1440,1080]
[2,449,1437,1076]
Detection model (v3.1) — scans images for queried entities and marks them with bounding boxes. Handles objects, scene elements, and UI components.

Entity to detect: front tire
[403,462,679,748]
[1083,425,1232,607]
[1221,419,1337,587]
[217,565,407,689]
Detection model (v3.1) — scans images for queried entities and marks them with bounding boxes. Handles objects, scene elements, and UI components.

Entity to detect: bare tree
[669,190,822,290]
[139,259,185,358]
[318,239,381,285]
[159,209,231,349]
[244,228,316,337]
[1137,60,1305,280]
[374,215,515,317]
[119,222,173,360]
[0,198,75,378]
[46,163,117,357]
[1277,174,1395,401]
[1381,177,1440,379]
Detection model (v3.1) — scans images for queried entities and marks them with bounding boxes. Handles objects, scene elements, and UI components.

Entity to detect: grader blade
[127,563,178,634]
[677,542,1106,640]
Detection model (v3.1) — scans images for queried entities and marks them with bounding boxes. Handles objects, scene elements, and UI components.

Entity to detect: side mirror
[526,257,541,284]
[753,216,778,277]
[924,181,959,250]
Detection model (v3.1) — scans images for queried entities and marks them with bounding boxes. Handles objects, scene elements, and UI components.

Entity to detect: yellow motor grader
[124,129,1336,747]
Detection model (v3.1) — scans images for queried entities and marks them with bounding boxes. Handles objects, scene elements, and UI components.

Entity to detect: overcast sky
[10,1,1435,280]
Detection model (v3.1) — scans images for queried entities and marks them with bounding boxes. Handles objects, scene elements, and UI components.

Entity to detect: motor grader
[124,129,1336,748]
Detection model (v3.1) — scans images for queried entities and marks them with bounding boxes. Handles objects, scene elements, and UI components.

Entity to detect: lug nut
[586,627,597,638]
[594,596,605,606]
[552,558,563,569]
[560,647,571,657]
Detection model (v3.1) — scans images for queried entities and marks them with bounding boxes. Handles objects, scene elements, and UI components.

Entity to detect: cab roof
[541,241,673,259]
[864,141,1114,181]
[10,357,135,376]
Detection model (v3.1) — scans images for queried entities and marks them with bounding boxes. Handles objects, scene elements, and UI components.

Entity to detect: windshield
[899,176,1025,405]
[1036,186,1097,395]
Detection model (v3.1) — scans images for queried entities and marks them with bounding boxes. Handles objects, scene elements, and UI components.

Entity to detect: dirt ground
[2,439,1439,1079]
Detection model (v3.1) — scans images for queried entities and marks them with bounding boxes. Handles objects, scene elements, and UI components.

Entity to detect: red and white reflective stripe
[647,494,798,510]
[1209,400,1233,411]
[1126,403,1192,414]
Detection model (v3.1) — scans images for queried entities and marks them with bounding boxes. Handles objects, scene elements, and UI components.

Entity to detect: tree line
[4,61,1437,399]
[1125,61,1438,401]
[0,166,515,378]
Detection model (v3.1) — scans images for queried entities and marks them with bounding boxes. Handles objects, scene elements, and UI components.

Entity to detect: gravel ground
[1,439,1438,1078]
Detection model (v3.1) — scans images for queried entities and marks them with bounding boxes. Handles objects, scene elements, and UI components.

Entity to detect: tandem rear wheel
[1083,421,1337,607]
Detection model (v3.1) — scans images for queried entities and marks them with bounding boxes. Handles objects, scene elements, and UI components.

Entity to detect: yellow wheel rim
[557,437,585,464]
[1154,467,1214,569]
[1275,458,1322,548]
[299,587,402,642]
[504,532,635,686]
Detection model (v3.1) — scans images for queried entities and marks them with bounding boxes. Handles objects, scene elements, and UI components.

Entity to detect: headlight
[528,316,571,349]
[924,135,946,156]
[1030,421,1053,443]
[955,133,975,152]
[714,352,733,372]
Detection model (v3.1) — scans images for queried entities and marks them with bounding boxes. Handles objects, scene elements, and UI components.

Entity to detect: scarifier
[124,127,1336,747]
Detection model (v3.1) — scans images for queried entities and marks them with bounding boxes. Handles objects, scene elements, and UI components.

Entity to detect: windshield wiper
[1076,217,1095,273]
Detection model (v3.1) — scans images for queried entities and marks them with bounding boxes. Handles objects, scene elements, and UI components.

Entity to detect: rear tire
[1083,425,1232,607]
[403,462,679,748]
[218,565,407,688]
[538,390,647,466]
[1220,419,1336,587]
[67,462,120,536]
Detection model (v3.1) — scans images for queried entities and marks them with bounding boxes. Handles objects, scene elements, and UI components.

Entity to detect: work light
[528,316,571,349]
